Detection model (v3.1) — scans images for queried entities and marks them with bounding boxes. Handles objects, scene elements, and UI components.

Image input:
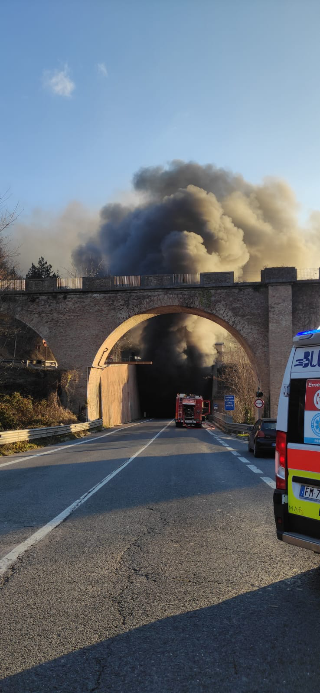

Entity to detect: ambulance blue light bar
[293,328,320,345]
[296,329,320,336]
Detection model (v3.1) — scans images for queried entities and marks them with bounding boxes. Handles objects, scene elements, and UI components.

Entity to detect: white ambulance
[274,328,320,552]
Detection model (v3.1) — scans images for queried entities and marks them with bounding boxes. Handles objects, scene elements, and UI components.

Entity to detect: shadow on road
[0,442,263,542]
[1,567,320,692]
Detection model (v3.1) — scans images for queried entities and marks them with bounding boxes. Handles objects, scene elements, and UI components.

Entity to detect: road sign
[254,398,264,409]
[224,395,235,411]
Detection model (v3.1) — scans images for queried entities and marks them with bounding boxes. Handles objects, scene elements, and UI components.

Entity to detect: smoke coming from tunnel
[71,160,320,413]
[118,313,228,417]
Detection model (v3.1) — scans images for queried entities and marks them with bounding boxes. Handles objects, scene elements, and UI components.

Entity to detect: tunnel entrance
[111,314,217,419]
[90,307,260,425]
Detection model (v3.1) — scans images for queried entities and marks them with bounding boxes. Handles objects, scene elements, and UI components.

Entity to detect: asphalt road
[1,420,320,693]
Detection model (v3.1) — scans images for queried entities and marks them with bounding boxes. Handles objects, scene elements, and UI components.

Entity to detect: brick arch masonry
[0,267,318,419]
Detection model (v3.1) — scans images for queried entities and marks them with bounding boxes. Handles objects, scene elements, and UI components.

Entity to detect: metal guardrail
[0,418,103,445]
[212,413,253,435]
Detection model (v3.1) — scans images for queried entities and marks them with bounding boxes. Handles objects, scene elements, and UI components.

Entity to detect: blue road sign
[224,395,235,411]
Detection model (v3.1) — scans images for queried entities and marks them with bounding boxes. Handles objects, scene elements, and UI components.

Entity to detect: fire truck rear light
[275,430,287,490]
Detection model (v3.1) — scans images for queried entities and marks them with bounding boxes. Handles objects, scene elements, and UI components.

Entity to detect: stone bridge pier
[0,267,318,422]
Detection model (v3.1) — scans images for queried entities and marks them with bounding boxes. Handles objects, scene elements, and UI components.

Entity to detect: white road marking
[207,427,276,488]
[0,419,153,470]
[0,421,172,579]
[205,431,222,443]
[261,476,276,489]
[205,429,241,454]
[247,464,263,474]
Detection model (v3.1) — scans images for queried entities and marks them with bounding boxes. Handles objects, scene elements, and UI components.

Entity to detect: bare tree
[0,191,20,279]
[0,191,19,234]
[219,344,257,423]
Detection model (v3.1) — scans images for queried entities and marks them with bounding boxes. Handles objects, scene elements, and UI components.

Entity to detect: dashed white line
[247,464,263,474]
[0,421,172,579]
[261,476,276,489]
[206,429,276,488]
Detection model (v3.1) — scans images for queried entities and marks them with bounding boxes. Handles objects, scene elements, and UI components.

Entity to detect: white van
[274,328,320,553]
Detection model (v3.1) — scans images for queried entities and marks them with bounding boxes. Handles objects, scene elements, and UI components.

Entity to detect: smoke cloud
[70,160,320,413]
[72,160,318,278]
[116,313,230,417]
[12,202,98,276]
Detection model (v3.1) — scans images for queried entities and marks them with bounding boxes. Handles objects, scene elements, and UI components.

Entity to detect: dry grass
[0,392,77,431]
[0,429,103,456]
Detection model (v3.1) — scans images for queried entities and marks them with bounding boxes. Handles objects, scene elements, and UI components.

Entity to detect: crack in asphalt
[88,659,106,693]
[112,507,169,628]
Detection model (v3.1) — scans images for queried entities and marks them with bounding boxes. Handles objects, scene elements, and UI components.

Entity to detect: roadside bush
[0,392,77,430]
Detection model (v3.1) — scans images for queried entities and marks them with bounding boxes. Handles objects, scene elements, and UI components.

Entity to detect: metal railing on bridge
[57,277,83,290]
[0,279,25,291]
[1,268,320,292]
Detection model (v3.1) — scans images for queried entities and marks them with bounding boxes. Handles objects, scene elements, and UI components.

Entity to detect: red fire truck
[175,394,211,428]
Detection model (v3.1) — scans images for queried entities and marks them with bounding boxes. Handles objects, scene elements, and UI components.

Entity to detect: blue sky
[2,0,320,219]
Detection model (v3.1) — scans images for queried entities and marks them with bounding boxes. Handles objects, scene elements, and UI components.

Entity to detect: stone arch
[0,310,57,363]
[88,305,260,421]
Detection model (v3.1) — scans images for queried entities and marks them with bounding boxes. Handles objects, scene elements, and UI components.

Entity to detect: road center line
[261,476,276,488]
[0,420,172,579]
[0,419,153,470]
[205,428,276,488]
[247,464,263,474]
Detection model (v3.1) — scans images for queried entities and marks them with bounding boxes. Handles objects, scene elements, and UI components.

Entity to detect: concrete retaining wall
[100,365,141,427]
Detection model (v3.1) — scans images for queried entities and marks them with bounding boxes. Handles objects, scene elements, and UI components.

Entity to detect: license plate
[299,485,320,500]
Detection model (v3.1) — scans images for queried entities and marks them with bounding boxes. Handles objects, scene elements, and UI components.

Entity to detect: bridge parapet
[200,272,234,285]
[0,267,319,293]
[261,267,297,283]
[25,278,58,292]
[141,274,175,287]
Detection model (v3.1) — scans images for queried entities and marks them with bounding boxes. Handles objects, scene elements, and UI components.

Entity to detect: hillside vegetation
[0,392,77,431]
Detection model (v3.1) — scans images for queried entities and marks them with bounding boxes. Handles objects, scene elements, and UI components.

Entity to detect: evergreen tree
[26,257,59,279]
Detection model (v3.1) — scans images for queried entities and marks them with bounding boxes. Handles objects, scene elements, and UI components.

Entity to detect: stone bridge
[1,267,319,422]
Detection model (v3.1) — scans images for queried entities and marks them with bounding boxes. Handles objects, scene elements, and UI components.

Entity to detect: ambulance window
[287,379,306,443]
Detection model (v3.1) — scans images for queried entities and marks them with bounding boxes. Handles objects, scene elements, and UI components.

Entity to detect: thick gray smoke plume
[72,160,316,278]
[72,160,318,414]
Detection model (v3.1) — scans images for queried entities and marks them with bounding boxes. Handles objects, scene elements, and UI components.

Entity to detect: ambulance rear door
[287,346,320,526]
